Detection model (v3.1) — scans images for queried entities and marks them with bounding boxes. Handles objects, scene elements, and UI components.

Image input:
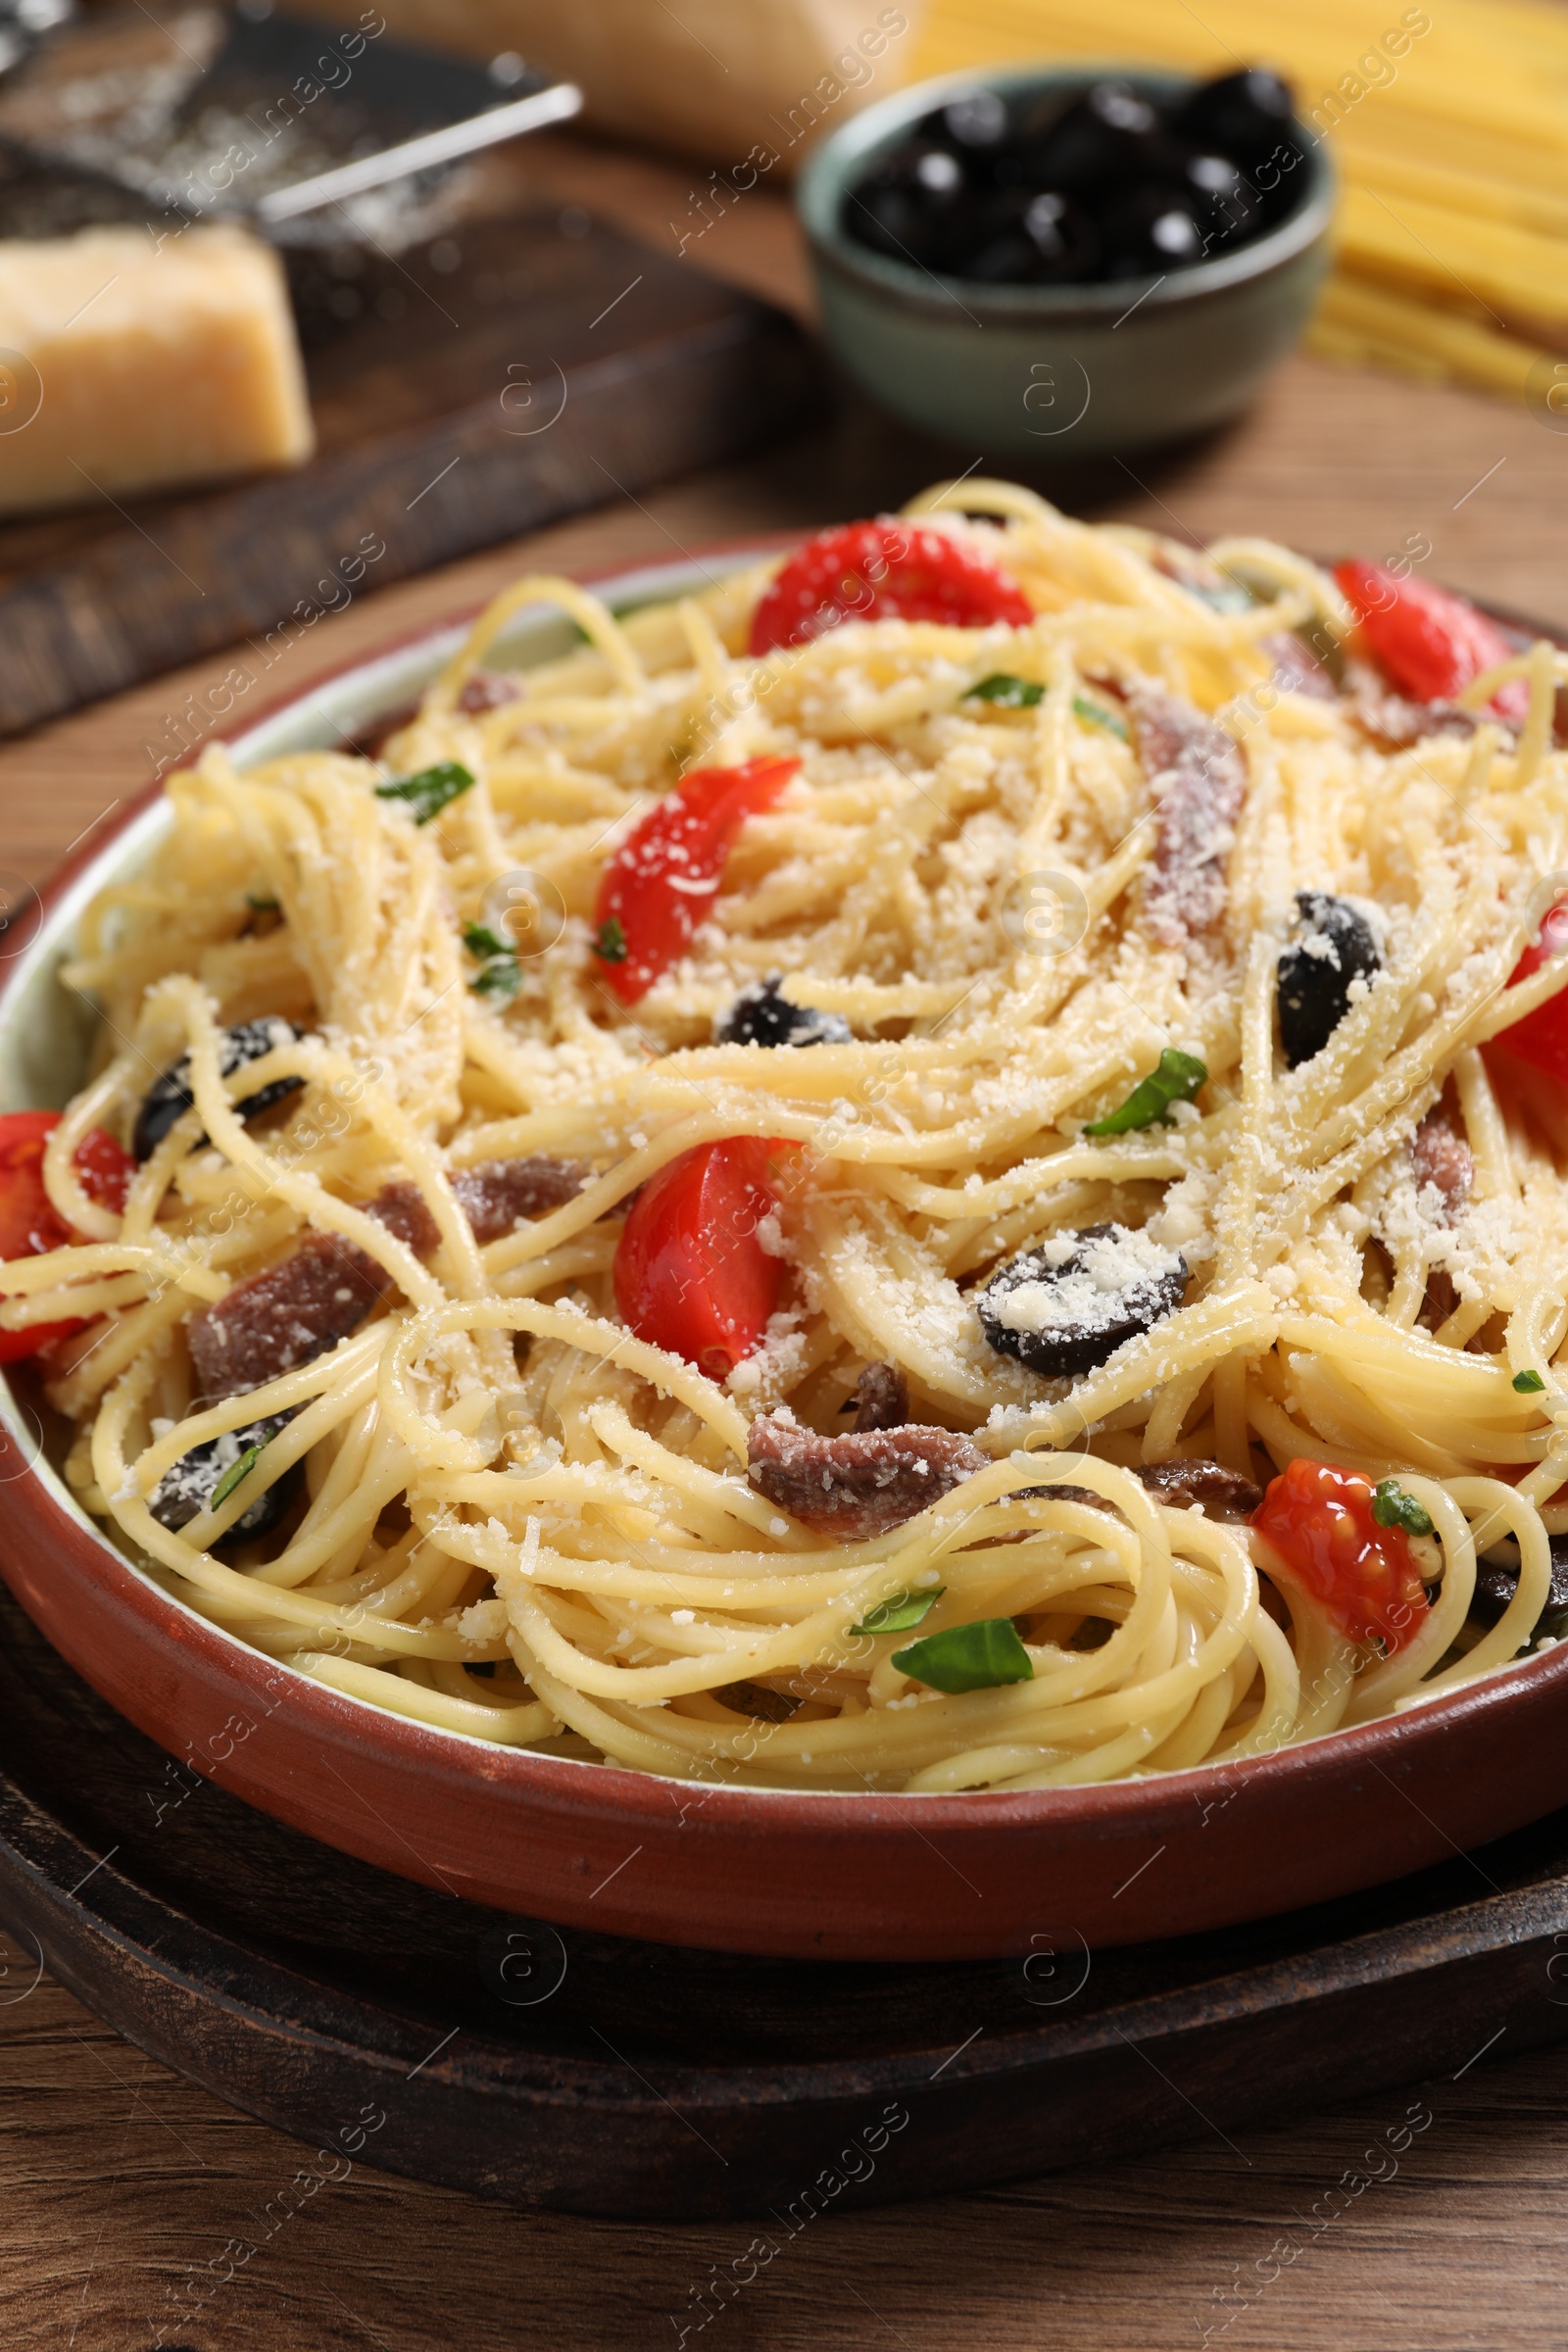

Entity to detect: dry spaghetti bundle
[4,477,1568,1792]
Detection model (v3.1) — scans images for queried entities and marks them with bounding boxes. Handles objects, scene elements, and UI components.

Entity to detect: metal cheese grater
[0,0,579,246]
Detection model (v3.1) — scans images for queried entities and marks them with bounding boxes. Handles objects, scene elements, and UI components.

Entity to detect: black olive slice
[148,1410,298,1541]
[133,1016,305,1161]
[978,1221,1188,1378]
[1276,893,1382,1070]
[1473,1539,1568,1642]
[714,976,852,1050]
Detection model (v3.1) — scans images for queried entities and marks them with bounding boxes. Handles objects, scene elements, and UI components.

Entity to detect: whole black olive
[133,1016,305,1161]
[962,188,1100,284]
[148,1409,298,1540]
[1180,152,1265,249]
[1277,893,1383,1068]
[1096,186,1206,277]
[845,144,967,264]
[1168,67,1295,164]
[938,88,1009,158]
[715,976,852,1050]
[1024,79,1163,194]
[978,1222,1188,1378]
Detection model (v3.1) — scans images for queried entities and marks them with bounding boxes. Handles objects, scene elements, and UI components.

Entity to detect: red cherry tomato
[0,1109,134,1363]
[1494,896,1568,1083]
[1334,559,1529,723]
[1250,1457,1429,1653]
[749,519,1034,655]
[592,756,800,1007]
[613,1138,787,1376]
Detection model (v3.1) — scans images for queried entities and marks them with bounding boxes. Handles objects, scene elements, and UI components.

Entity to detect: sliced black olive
[715,976,852,1050]
[148,1410,298,1541]
[1097,185,1206,276]
[1168,67,1295,164]
[1277,894,1382,1070]
[1473,1538,1568,1643]
[133,1016,305,1161]
[978,1221,1188,1378]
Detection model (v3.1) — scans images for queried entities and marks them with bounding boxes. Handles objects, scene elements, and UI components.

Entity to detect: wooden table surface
[6,126,1568,2352]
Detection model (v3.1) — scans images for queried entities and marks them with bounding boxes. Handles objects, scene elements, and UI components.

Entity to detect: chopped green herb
[244,893,280,912]
[462,919,521,1003]
[1371,1479,1434,1539]
[212,1439,268,1510]
[893,1616,1034,1693]
[965,672,1044,710]
[1072,693,1130,741]
[374,760,475,824]
[1085,1047,1208,1136]
[463,921,511,960]
[595,915,628,964]
[472,958,521,1002]
[854,1587,944,1637]
[1513,1368,1546,1394]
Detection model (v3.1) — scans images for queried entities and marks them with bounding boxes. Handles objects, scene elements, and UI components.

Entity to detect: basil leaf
[1072,693,1130,741]
[463,920,511,960]
[244,893,280,912]
[1371,1479,1434,1538]
[471,959,521,1002]
[966,672,1044,709]
[595,915,628,964]
[374,760,475,824]
[1085,1047,1208,1136]
[212,1439,268,1510]
[1513,1368,1546,1394]
[462,919,521,1002]
[892,1617,1034,1693]
[854,1587,944,1636]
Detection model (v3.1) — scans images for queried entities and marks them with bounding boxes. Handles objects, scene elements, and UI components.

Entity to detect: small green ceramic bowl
[797,63,1335,459]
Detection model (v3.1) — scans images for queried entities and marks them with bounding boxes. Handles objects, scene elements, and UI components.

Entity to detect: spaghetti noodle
[6,477,1568,1793]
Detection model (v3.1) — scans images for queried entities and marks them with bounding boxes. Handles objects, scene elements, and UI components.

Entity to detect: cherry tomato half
[1250,1456,1428,1653]
[0,1109,134,1363]
[1494,897,1568,1084]
[613,1137,788,1377]
[749,519,1034,655]
[592,756,800,1007]
[1334,559,1529,723]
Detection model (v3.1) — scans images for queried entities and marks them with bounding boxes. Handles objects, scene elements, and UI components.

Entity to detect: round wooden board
[2,1583,1568,2221]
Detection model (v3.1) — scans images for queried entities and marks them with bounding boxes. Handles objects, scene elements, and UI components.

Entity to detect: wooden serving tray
[0,1581,1564,2220]
[0,203,820,736]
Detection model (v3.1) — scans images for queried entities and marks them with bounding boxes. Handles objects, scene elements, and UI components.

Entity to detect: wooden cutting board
[0,204,820,737]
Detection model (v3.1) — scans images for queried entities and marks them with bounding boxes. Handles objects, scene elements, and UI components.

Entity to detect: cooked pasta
[6,476,1568,1793]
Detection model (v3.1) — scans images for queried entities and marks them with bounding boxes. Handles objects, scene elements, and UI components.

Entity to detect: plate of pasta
[5,483,1568,1963]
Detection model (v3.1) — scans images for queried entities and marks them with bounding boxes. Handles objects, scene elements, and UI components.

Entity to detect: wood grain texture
[4,122,1568,2352]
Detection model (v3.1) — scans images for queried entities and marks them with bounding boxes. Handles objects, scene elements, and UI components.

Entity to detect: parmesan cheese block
[0,223,314,518]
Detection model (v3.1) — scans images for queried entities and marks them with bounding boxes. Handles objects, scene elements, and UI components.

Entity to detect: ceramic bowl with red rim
[4,550,1568,1966]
